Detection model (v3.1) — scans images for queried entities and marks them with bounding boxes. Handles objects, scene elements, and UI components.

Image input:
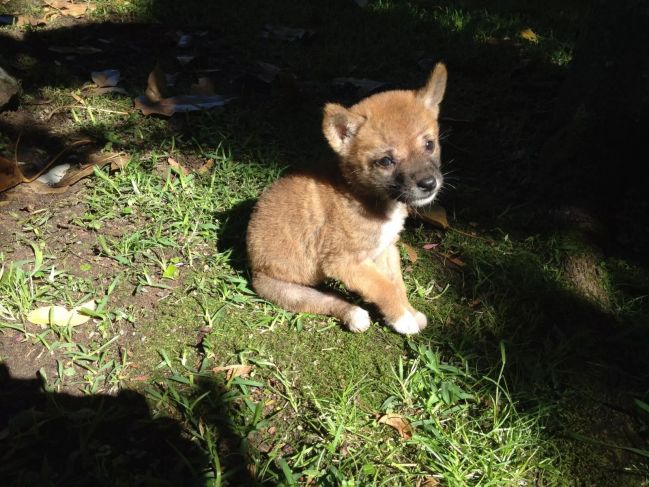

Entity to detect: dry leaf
[0,155,25,193]
[417,204,449,230]
[144,65,169,102]
[436,251,465,268]
[377,413,413,440]
[422,243,438,250]
[519,28,539,43]
[332,77,387,97]
[212,364,253,380]
[49,45,102,55]
[166,157,189,176]
[402,243,418,263]
[91,69,120,88]
[44,0,89,18]
[134,94,232,117]
[260,24,315,41]
[197,158,215,175]
[27,299,96,327]
[416,477,440,487]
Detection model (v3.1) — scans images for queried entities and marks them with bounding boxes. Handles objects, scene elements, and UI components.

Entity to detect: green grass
[2,0,649,485]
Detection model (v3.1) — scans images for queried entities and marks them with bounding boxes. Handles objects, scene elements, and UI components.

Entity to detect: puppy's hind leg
[252,272,372,332]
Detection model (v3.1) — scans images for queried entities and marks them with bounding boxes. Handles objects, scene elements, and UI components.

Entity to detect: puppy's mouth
[390,185,440,207]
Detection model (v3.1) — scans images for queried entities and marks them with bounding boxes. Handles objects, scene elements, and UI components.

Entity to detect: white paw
[413,310,428,330]
[347,307,371,333]
[391,312,420,335]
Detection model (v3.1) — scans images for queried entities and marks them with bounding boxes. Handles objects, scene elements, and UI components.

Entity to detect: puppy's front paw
[346,307,371,333]
[391,312,420,335]
[413,310,427,330]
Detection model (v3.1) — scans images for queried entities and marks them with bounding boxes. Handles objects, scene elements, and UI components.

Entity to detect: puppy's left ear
[417,62,447,117]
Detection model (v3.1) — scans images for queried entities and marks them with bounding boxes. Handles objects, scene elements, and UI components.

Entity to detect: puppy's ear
[417,62,447,117]
[323,103,366,156]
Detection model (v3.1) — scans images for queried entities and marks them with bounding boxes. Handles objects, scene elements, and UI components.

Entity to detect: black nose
[417,177,437,192]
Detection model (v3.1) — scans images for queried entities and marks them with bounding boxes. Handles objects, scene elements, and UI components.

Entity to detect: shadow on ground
[0,363,255,485]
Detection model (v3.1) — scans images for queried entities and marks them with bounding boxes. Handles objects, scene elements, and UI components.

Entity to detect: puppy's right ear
[322,103,365,157]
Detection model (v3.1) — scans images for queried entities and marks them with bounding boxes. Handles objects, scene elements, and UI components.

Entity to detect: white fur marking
[391,312,420,335]
[373,203,407,258]
[347,307,371,333]
[413,310,428,330]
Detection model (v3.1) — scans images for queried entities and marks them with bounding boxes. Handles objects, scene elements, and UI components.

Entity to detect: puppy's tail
[252,272,372,333]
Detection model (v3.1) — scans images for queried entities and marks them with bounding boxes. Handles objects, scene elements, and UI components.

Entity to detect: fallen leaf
[260,24,315,41]
[52,152,125,188]
[519,28,539,43]
[417,204,449,230]
[84,86,128,97]
[91,69,120,88]
[166,157,189,176]
[144,65,169,102]
[332,77,387,97]
[27,299,96,327]
[49,45,102,55]
[134,94,233,117]
[377,413,413,440]
[131,375,150,382]
[197,158,214,175]
[0,66,19,108]
[422,243,439,250]
[212,364,253,381]
[402,243,418,263]
[0,155,25,193]
[177,33,192,48]
[253,61,281,84]
[416,477,440,487]
[44,0,88,17]
[436,251,465,268]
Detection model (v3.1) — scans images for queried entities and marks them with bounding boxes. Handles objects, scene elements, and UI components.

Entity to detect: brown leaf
[519,28,539,43]
[417,204,449,230]
[52,155,109,187]
[166,157,189,176]
[144,65,169,102]
[49,45,102,55]
[402,243,418,263]
[436,251,465,268]
[260,24,315,42]
[212,364,253,381]
[377,413,413,440]
[416,477,440,487]
[91,69,120,88]
[197,158,215,175]
[0,155,25,193]
[44,0,89,18]
[422,243,438,250]
[134,94,232,117]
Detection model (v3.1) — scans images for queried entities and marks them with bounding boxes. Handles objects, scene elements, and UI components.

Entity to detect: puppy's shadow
[215,199,256,276]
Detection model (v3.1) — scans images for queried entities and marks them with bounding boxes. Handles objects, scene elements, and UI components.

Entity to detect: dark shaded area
[0,363,255,486]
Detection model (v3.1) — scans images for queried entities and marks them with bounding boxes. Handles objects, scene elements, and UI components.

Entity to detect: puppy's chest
[370,204,407,258]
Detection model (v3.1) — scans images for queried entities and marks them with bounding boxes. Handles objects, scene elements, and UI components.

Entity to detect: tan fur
[247,63,448,334]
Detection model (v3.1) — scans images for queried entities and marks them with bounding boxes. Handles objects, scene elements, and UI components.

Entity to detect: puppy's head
[323,63,447,207]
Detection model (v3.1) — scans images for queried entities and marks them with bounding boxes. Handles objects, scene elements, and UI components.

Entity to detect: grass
[2,0,649,485]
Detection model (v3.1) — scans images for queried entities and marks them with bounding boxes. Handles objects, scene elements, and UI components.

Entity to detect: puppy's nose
[417,177,437,192]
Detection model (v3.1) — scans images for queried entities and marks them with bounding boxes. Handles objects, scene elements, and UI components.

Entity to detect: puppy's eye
[425,140,435,152]
[375,156,395,167]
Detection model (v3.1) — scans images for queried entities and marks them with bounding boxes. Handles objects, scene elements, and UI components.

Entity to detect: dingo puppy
[247,63,447,334]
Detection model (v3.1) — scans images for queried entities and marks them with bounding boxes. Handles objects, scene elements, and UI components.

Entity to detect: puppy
[247,63,447,334]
